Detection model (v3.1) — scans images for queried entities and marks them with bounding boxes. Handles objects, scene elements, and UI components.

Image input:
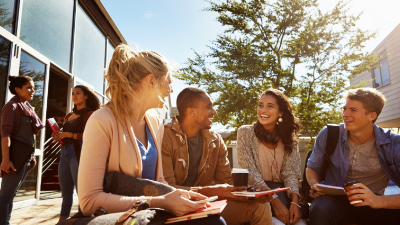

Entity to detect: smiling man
[306,88,400,225]
[162,87,273,225]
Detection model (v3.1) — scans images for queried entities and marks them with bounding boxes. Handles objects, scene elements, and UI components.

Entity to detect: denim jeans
[0,160,30,225]
[308,195,400,225]
[58,142,81,218]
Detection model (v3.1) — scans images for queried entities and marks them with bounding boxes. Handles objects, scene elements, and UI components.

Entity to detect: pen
[311,181,325,195]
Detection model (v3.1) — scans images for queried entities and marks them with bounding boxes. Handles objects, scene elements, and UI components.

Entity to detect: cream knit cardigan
[78,107,167,216]
[237,125,301,199]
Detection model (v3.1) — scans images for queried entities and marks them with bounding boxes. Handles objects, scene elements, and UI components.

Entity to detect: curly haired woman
[237,89,306,225]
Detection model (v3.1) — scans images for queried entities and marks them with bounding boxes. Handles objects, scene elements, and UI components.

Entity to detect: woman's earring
[278,117,283,123]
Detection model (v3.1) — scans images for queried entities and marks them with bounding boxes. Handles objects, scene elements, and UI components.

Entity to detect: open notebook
[231,187,291,197]
[165,200,227,224]
[316,184,346,195]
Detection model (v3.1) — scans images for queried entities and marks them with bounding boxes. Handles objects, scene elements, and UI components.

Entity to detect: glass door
[6,37,51,206]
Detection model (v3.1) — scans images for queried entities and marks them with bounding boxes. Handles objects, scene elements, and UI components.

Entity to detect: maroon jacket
[1,100,23,138]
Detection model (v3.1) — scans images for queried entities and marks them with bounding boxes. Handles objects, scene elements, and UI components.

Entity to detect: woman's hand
[52,133,61,142]
[152,189,208,216]
[52,132,70,142]
[271,198,290,224]
[0,159,16,173]
[289,203,302,224]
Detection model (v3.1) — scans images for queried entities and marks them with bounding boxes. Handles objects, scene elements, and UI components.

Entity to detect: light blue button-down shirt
[307,123,400,188]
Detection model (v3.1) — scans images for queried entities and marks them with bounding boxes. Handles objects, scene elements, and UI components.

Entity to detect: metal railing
[42,135,62,174]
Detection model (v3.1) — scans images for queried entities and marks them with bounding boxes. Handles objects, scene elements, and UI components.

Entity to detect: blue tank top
[136,123,158,180]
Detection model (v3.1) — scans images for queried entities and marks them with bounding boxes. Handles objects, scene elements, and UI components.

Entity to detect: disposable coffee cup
[343,181,363,205]
[232,168,249,187]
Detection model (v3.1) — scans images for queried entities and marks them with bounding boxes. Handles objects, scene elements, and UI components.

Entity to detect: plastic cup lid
[232,168,249,173]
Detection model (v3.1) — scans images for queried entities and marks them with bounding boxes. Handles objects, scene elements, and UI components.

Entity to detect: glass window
[19,50,46,149]
[373,67,381,88]
[372,51,390,88]
[0,36,11,112]
[106,41,115,67]
[104,42,114,95]
[73,4,106,94]
[20,0,74,71]
[0,0,17,34]
[380,59,390,85]
[95,92,104,105]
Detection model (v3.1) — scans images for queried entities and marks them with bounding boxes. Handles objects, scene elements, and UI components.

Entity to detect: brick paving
[7,183,400,225]
[10,195,78,225]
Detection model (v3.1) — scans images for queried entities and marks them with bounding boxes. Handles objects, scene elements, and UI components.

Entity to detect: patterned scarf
[11,96,44,134]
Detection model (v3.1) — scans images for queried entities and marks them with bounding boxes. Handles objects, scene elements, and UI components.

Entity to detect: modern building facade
[0,0,171,209]
[351,23,400,129]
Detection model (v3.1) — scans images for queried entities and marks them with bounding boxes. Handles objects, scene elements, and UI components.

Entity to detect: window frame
[371,50,391,88]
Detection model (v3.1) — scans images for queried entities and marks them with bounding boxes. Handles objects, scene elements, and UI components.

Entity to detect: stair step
[42,176,59,183]
[45,169,58,176]
[41,183,61,191]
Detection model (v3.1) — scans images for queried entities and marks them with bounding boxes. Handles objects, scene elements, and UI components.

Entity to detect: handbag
[59,172,176,225]
[265,181,309,218]
[0,138,34,174]
[103,171,175,196]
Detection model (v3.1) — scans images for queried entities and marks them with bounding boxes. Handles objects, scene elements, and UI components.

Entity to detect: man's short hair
[177,87,207,117]
[344,88,386,123]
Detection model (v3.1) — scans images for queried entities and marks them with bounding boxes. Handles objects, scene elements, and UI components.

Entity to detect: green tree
[178,0,378,139]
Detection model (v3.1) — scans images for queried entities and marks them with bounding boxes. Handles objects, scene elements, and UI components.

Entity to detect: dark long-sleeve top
[63,111,94,141]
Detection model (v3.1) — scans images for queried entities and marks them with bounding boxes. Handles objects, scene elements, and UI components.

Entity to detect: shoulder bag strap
[320,124,340,181]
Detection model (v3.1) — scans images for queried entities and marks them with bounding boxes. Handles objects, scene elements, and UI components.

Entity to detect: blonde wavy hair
[105,44,172,125]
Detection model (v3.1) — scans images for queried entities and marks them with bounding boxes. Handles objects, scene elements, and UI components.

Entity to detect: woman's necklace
[270,145,279,181]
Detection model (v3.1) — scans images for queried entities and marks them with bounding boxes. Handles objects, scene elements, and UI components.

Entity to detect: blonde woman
[77,44,225,224]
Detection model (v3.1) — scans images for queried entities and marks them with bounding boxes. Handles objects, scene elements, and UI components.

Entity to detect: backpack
[301,124,340,203]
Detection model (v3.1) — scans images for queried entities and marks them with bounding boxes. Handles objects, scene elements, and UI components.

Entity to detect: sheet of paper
[316,184,346,195]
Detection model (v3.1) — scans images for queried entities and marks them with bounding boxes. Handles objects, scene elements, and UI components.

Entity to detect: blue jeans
[58,143,81,218]
[0,160,30,225]
[308,195,400,225]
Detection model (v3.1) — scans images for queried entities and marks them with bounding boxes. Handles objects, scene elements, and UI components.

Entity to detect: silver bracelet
[291,202,301,208]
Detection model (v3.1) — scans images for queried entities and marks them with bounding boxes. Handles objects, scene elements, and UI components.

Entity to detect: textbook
[164,200,227,224]
[316,183,346,195]
[46,118,63,145]
[231,187,291,197]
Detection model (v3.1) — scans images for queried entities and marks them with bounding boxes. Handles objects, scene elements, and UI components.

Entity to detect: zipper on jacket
[182,137,190,183]
[174,128,190,184]
[197,138,217,179]
[171,126,190,183]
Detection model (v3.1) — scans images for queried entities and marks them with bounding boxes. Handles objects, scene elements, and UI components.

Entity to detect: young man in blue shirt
[306,88,400,225]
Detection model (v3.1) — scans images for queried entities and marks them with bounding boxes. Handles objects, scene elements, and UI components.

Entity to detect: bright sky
[101,0,400,109]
